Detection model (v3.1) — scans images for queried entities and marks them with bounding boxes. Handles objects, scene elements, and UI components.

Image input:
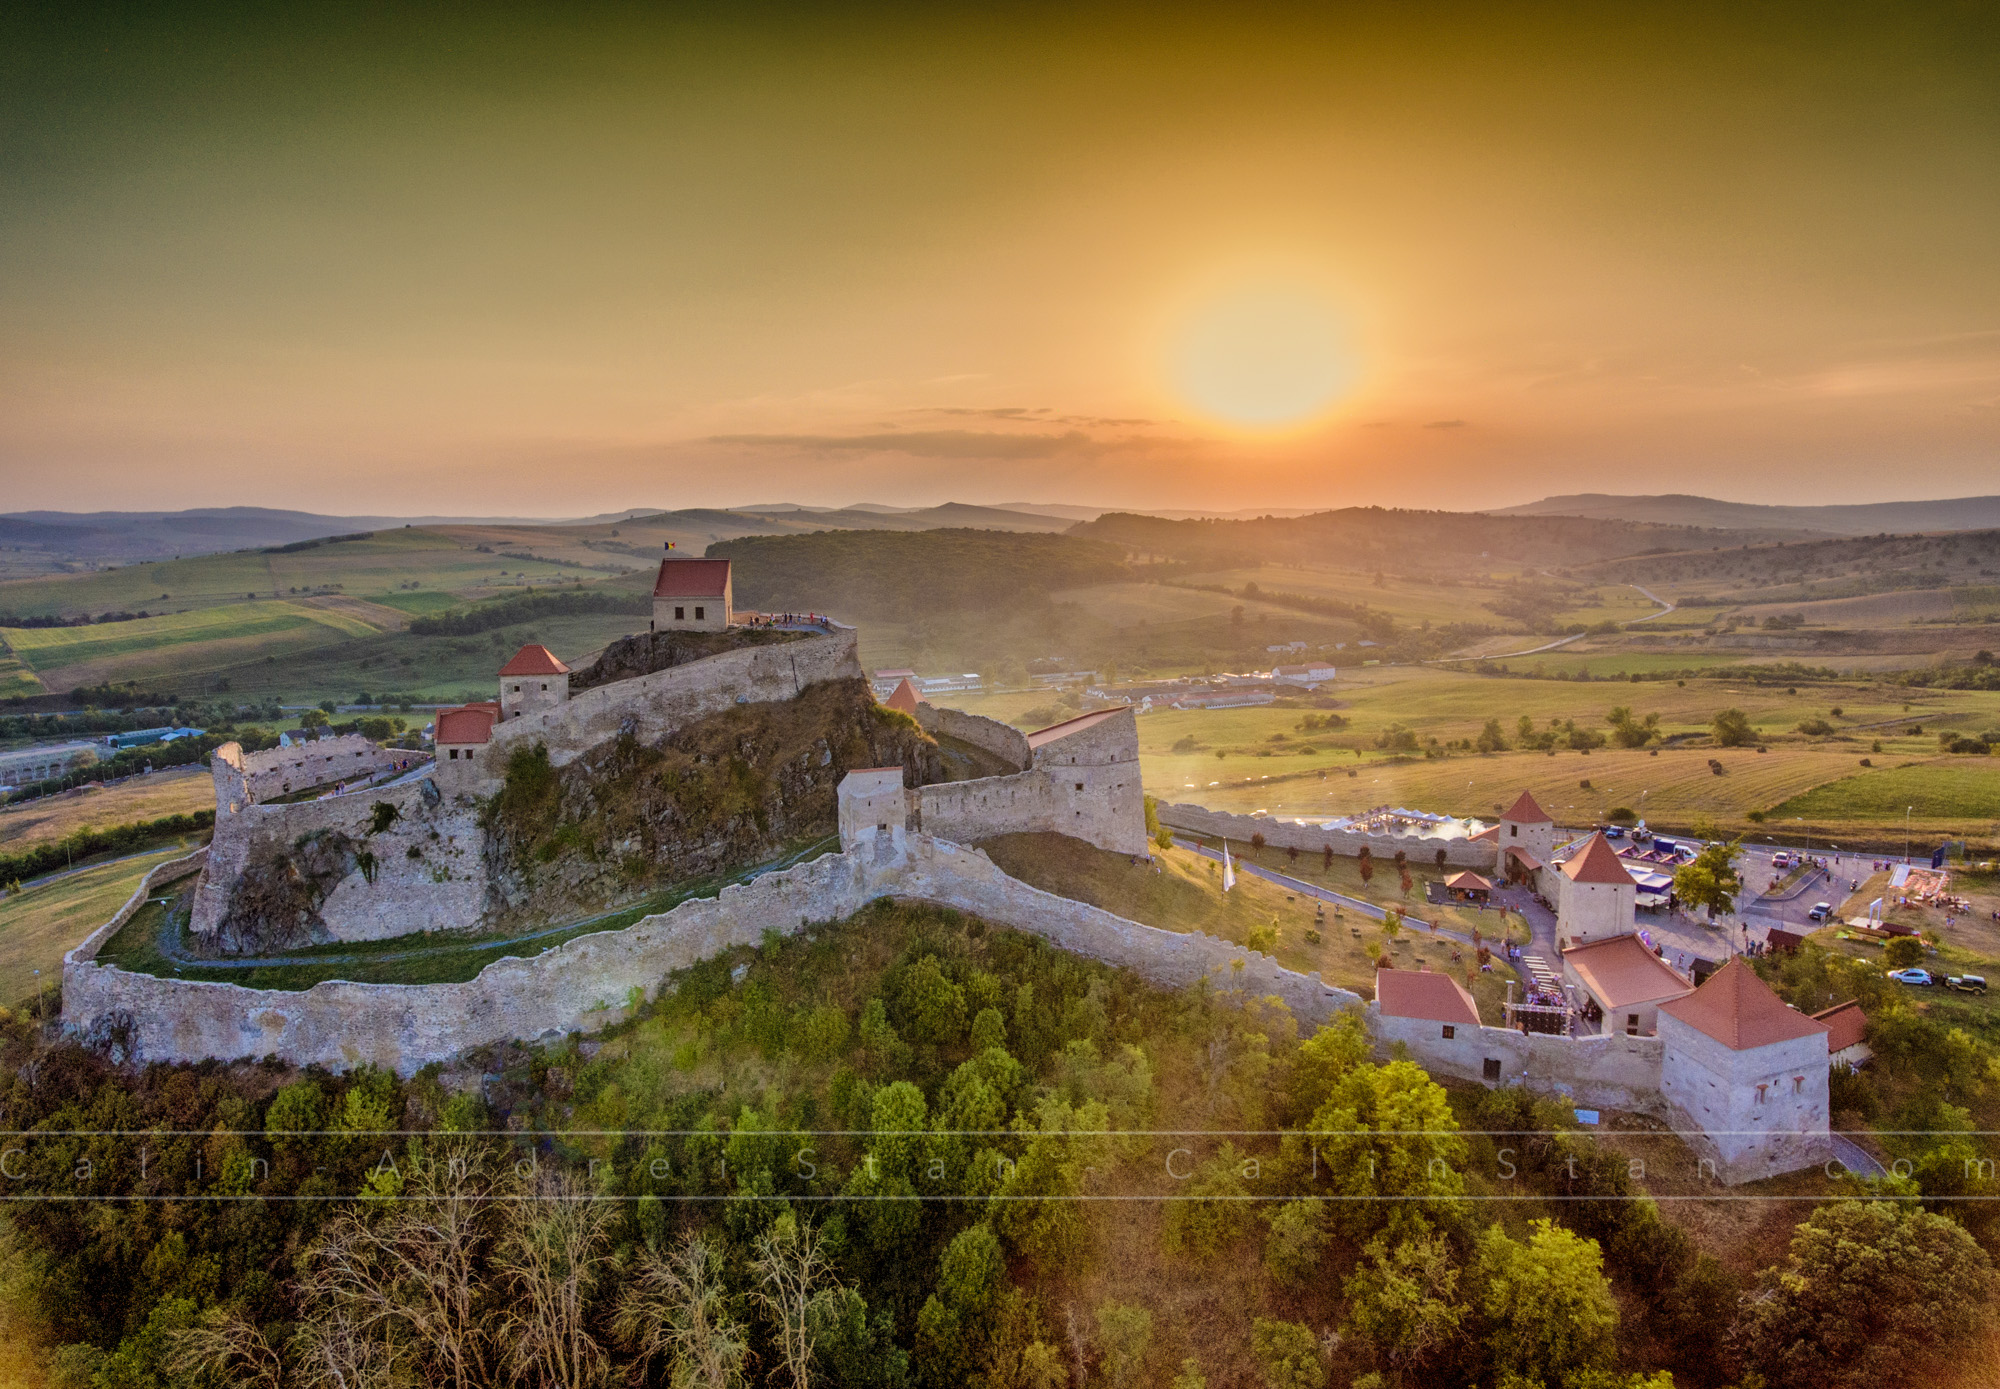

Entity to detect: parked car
[1947,975,1989,994]
[1604,826,1625,839]
[1772,852,1795,869]
[1808,902,1834,922]
[1889,968,1935,987]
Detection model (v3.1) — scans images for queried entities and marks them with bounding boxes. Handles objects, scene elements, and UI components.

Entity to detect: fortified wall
[192,773,486,946]
[871,707,1149,855]
[222,734,409,804]
[1371,1005,1668,1116]
[459,626,864,793]
[1158,800,1494,868]
[63,834,1361,1074]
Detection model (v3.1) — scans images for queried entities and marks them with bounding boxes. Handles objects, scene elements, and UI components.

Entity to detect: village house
[651,555,732,632]
[498,643,571,722]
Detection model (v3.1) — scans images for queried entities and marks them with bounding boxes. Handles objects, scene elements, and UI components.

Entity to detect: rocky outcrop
[566,627,803,693]
[478,678,942,928]
[198,827,361,955]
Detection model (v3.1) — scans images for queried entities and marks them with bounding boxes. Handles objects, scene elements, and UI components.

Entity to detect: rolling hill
[1493,492,2000,534]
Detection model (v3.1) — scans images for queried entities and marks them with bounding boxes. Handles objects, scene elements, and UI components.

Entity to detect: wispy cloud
[711,429,1103,459]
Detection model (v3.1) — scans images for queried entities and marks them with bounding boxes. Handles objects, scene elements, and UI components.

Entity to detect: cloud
[707,427,1197,460]
[1424,419,1468,429]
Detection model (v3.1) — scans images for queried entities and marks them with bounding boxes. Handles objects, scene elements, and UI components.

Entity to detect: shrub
[1606,807,1637,824]
[1251,1318,1327,1389]
[1884,936,1925,969]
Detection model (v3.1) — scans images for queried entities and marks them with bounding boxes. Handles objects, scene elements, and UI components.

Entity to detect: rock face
[200,827,361,954]
[478,678,941,928]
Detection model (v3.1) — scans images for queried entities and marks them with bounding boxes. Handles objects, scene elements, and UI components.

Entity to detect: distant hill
[1069,507,1798,573]
[1491,492,2000,534]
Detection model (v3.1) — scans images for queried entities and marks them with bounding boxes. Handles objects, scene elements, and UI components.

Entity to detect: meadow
[0,767,212,849]
[0,843,195,1008]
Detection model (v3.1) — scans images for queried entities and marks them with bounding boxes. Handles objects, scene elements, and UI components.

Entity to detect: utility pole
[1905,805,1914,866]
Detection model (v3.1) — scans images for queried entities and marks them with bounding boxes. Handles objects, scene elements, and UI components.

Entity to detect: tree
[750,1213,841,1389]
[1711,707,1757,747]
[1342,1230,1465,1374]
[1263,1200,1331,1292]
[1672,839,1743,921]
[299,707,331,731]
[1093,1302,1153,1389]
[1477,718,1508,753]
[1732,1200,2000,1389]
[614,1235,750,1389]
[1251,1318,1326,1389]
[1884,935,1925,969]
[1475,1220,1618,1389]
[1308,1060,1466,1241]
[495,1170,617,1389]
[1606,706,1660,749]
[1358,846,1374,886]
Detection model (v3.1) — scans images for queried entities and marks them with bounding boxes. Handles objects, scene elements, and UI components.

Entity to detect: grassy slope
[980,832,1520,1020]
[0,844,195,1007]
[0,768,212,849]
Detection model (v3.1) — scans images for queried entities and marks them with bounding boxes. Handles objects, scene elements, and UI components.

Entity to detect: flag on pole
[1221,839,1236,892]
[664,540,677,552]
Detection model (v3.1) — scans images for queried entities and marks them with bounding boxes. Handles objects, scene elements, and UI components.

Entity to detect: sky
[4,1,1999,516]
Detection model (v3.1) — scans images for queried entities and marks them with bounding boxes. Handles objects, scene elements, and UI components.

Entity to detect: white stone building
[498,643,571,722]
[1658,958,1833,1183]
[1554,832,1640,945]
[651,556,732,632]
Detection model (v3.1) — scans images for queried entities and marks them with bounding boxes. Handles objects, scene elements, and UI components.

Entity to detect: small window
[1756,1083,1768,1104]
[1483,1058,1503,1082]
[448,748,459,760]
[539,683,547,691]
[1441,1025,1456,1040]
[675,606,685,620]
[1075,782,1084,791]
[512,684,520,693]
[1793,1075,1805,1094]
[1625,1014,1640,1035]
[695,606,705,620]
[1510,824,1518,837]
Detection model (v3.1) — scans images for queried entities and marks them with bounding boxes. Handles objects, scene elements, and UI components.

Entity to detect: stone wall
[1158,801,1495,868]
[241,734,406,802]
[913,704,1030,772]
[69,849,210,965]
[1371,1006,1668,1117]
[63,834,1361,1075]
[191,777,485,944]
[457,626,863,793]
[908,707,1147,855]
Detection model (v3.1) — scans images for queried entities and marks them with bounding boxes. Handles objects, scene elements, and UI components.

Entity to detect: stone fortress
[63,555,1845,1183]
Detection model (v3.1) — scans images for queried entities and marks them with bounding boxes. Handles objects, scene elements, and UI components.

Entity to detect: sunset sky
[4,3,1998,516]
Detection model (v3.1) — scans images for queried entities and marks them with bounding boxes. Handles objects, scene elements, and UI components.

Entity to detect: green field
[0,845,196,1008]
[1771,760,2000,823]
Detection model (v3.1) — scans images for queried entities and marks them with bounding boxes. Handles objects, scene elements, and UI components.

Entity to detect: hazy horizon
[6,3,1999,515]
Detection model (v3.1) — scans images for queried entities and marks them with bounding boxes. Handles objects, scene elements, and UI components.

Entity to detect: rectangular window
[695,606,705,620]
[448,749,459,759]
[675,606,685,620]
[1483,1058,1503,1082]
[1626,1014,1640,1035]
[1441,1025,1456,1040]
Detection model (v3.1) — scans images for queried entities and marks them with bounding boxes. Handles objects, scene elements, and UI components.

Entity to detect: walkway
[1830,1132,1887,1179]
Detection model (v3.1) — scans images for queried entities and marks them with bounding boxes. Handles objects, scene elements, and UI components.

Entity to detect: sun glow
[1167,282,1358,431]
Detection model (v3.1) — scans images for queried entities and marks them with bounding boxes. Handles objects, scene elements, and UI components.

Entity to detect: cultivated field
[0,768,212,849]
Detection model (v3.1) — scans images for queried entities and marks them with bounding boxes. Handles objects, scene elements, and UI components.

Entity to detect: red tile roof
[1659,957,1830,1051]
[1471,824,1500,842]
[1444,871,1492,890]
[498,643,570,676]
[1812,999,1868,1054]
[435,703,500,746]
[1503,845,1544,871]
[1375,968,1482,1028]
[1501,789,1552,824]
[653,557,731,598]
[1562,832,1636,886]
[1562,933,1693,1010]
[884,678,923,714]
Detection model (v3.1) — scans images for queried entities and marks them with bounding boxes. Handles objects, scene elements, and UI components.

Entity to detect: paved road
[1,843,199,898]
[1830,1132,1887,1179]
[1627,584,1676,622]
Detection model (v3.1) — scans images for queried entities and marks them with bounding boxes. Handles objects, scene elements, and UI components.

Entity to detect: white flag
[1222,839,1236,892]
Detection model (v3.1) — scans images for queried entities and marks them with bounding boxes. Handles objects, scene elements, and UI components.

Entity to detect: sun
[1167,282,1357,432]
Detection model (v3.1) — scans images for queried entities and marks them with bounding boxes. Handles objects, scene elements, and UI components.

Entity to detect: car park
[1889,968,1935,987]
[1808,902,1834,922]
[1948,975,1989,994]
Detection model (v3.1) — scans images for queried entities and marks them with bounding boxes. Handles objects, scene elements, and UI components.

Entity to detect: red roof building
[1561,832,1637,887]
[435,702,500,746]
[1501,789,1552,824]
[1811,999,1869,1061]
[1375,968,1483,1030]
[652,558,732,599]
[498,643,570,677]
[884,678,923,714]
[1659,957,1830,1052]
